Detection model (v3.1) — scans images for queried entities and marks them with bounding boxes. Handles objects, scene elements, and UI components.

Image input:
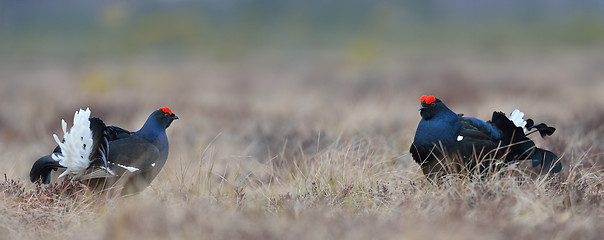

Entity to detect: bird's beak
[418,105,426,111]
[172,114,179,120]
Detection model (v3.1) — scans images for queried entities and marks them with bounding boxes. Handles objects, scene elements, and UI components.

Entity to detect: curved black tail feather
[526,119,556,138]
[490,112,561,174]
[29,155,65,184]
[531,148,562,174]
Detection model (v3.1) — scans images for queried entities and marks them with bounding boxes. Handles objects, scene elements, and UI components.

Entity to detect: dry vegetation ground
[0,50,603,239]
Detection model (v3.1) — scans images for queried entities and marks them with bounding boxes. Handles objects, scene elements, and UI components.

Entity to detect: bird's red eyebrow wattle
[159,107,173,115]
[420,95,427,103]
[426,96,436,104]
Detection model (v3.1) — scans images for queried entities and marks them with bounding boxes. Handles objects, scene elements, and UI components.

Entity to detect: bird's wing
[462,117,503,140]
[107,136,160,174]
[457,116,500,159]
[81,136,160,180]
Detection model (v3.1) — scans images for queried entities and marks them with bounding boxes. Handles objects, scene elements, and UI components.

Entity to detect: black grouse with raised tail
[410,95,561,178]
[30,107,178,195]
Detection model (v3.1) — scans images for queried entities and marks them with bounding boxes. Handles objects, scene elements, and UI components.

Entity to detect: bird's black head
[153,107,179,129]
[418,95,448,120]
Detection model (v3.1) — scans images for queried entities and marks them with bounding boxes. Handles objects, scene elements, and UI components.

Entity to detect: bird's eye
[430,102,436,107]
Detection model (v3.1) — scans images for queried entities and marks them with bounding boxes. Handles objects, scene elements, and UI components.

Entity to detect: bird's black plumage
[30,107,178,195]
[410,95,561,179]
[29,154,61,184]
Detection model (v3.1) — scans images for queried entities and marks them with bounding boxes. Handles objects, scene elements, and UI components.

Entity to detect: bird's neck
[136,120,167,144]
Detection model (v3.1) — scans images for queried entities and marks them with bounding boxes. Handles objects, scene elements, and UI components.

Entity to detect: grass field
[1,48,603,239]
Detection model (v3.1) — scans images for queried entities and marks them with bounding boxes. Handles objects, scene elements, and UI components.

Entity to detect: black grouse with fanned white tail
[30,107,178,195]
[410,95,561,178]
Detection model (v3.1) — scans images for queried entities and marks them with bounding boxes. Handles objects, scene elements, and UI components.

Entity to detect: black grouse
[30,107,178,195]
[410,95,561,178]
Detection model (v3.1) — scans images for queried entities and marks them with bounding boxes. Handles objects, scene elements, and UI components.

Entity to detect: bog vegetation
[1,51,603,239]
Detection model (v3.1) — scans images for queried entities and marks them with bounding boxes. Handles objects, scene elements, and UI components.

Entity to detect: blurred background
[1,0,604,179]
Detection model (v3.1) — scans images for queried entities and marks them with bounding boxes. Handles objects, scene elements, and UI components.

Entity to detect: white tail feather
[508,109,527,133]
[52,108,93,178]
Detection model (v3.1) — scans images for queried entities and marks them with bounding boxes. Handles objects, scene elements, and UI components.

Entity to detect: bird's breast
[413,119,461,148]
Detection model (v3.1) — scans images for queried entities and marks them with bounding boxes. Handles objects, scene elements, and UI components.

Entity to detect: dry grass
[0,50,603,239]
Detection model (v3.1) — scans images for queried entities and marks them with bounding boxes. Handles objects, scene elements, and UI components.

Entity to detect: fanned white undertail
[52,108,93,178]
[508,109,527,133]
